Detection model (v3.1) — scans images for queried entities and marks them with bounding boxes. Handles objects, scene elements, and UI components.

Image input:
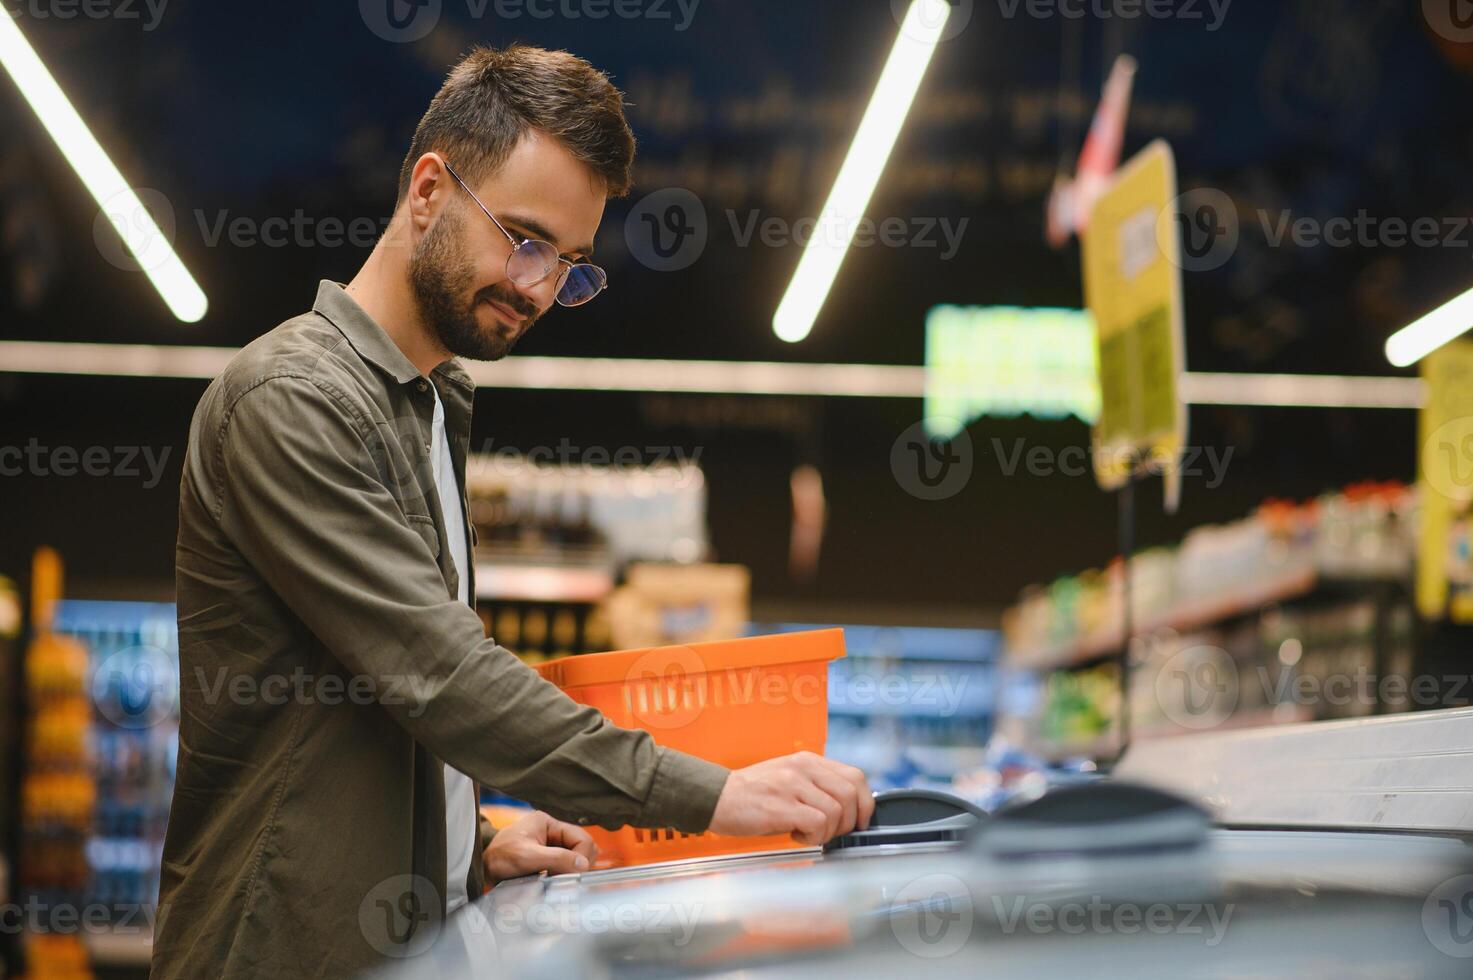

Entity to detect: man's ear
[405,153,450,233]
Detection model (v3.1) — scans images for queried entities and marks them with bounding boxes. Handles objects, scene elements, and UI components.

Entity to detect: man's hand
[708,752,874,846]
[483,810,599,885]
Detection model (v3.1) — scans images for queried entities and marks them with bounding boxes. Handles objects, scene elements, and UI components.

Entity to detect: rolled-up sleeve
[212,375,728,832]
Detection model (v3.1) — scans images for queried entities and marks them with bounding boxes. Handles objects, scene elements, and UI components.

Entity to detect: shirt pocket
[406,514,441,560]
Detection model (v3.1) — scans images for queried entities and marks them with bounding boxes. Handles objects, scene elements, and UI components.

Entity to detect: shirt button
[417,380,429,393]
[424,443,432,454]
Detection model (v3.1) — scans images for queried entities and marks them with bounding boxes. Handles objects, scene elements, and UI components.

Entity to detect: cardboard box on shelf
[605,563,750,651]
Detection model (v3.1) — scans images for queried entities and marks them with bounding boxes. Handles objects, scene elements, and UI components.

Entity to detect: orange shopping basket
[534,628,845,868]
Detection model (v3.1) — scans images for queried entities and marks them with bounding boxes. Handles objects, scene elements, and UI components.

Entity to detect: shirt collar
[431,358,475,394]
[314,280,479,412]
[312,280,424,387]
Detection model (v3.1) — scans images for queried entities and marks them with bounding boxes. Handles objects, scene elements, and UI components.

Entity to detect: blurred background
[3,0,1473,976]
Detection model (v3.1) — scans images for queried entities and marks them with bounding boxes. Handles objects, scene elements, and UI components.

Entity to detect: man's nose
[511,272,558,313]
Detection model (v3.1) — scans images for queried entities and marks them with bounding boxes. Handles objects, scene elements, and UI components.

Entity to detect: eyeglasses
[442,162,608,308]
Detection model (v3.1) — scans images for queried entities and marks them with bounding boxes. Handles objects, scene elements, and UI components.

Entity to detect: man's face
[409,130,607,361]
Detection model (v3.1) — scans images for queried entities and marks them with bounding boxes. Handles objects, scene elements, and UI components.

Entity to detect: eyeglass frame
[440,160,608,307]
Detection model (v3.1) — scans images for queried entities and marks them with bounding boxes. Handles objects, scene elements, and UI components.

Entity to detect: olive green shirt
[154,281,729,979]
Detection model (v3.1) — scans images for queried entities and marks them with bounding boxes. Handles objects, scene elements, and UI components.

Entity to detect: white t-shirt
[430,383,477,912]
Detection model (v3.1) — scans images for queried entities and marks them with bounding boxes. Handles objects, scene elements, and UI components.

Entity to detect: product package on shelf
[478,600,613,665]
[466,453,709,571]
[605,563,750,651]
[1003,483,1416,664]
[17,550,95,979]
[15,551,178,976]
[466,454,716,665]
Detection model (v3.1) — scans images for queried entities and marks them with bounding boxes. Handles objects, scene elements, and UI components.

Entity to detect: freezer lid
[1114,705,1473,835]
[361,826,1472,979]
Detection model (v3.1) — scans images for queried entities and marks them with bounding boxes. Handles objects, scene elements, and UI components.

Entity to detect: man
[154,44,872,979]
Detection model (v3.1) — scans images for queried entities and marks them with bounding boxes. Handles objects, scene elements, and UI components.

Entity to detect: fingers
[544,817,600,866]
[824,757,873,830]
[788,802,831,846]
[490,812,599,879]
[794,753,872,838]
[839,762,874,829]
[794,782,844,842]
[803,764,858,838]
[527,843,590,875]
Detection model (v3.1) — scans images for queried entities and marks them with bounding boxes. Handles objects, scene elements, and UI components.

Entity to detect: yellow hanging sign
[1416,340,1473,622]
[1080,139,1187,508]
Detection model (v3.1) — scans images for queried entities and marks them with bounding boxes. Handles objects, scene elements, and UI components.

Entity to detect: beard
[408,205,542,362]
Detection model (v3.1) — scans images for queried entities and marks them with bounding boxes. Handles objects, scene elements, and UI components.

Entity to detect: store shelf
[474,563,614,603]
[1008,565,1320,672]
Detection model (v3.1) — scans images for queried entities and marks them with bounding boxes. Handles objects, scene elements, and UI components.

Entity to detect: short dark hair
[397,44,636,202]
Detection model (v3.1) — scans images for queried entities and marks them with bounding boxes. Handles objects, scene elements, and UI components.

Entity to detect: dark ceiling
[1,0,1470,613]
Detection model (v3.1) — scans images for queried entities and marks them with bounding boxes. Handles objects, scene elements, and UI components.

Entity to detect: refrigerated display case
[17,599,178,974]
[364,708,1473,979]
[746,624,998,789]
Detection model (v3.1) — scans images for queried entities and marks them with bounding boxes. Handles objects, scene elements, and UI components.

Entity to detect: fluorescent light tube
[1385,285,1473,367]
[0,8,207,322]
[772,0,949,343]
